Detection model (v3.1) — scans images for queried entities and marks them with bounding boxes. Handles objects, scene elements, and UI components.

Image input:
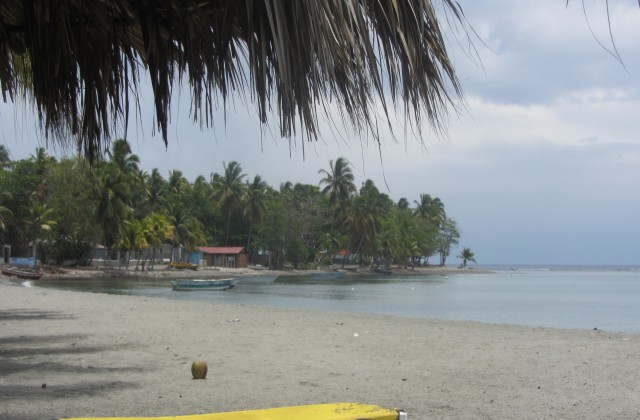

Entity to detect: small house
[199,246,248,268]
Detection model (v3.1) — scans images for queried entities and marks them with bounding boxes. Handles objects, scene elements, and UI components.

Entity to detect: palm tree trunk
[141,249,149,272]
[32,241,37,268]
[225,211,231,245]
[246,224,253,262]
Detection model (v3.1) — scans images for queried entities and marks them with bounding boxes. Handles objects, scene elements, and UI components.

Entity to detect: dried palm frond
[0,0,467,161]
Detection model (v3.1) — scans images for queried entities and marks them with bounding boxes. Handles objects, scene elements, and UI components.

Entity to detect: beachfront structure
[199,247,248,269]
[0,2,463,162]
[335,250,353,265]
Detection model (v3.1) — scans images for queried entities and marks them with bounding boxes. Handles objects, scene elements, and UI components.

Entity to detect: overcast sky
[1,0,639,266]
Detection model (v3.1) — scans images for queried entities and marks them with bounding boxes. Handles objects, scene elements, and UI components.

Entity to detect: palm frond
[0,0,467,161]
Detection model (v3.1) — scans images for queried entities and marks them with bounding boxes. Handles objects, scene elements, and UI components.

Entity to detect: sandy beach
[1,274,638,419]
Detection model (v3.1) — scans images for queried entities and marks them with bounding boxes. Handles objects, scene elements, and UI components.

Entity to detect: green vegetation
[0,143,465,268]
[457,247,477,268]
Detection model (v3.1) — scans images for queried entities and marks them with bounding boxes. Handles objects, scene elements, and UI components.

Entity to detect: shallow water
[31,266,640,333]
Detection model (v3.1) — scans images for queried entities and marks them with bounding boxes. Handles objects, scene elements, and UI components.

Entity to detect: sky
[1,0,639,266]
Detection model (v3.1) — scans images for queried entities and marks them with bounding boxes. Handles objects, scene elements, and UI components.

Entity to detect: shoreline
[1,279,638,419]
[31,264,491,280]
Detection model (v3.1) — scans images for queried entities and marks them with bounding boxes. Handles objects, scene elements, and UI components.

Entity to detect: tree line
[0,141,473,269]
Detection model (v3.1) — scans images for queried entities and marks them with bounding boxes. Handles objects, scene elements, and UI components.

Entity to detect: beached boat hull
[57,402,406,420]
[169,262,199,270]
[372,266,392,275]
[170,278,236,291]
[1,268,44,280]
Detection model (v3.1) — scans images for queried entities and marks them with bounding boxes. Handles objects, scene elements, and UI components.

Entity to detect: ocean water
[30,265,640,334]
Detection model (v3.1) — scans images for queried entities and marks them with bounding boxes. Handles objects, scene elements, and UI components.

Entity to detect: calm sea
[29,265,640,334]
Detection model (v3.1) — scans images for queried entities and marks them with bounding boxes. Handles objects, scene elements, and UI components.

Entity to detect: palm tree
[120,220,147,270]
[345,180,390,264]
[23,200,56,267]
[193,175,207,188]
[394,207,421,268]
[318,157,356,226]
[30,147,55,177]
[168,170,189,195]
[279,181,293,194]
[141,212,173,270]
[0,145,10,169]
[0,190,12,231]
[167,205,205,262]
[244,175,268,258]
[147,168,167,211]
[343,181,388,263]
[96,162,132,251]
[108,139,139,175]
[429,197,446,227]
[0,205,11,231]
[397,198,410,211]
[414,193,446,228]
[376,218,400,267]
[94,140,139,253]
[343,197,374,261]
[213,161,246,245]
[28,147,55,202]
[1,2,466,161]
[457,247,477,268]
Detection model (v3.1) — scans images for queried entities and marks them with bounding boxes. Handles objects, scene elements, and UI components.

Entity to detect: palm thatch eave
[0,0,467,161]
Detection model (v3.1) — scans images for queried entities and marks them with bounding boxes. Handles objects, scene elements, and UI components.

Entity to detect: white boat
[170,278,236,291]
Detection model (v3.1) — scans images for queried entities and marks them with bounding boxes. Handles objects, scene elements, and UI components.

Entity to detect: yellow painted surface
[59,403,400,420]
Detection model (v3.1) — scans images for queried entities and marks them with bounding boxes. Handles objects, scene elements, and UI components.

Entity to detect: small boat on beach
[1,267,44,280]
[170,278,236,291]
[372,266,392,275]
[168,262,199,270]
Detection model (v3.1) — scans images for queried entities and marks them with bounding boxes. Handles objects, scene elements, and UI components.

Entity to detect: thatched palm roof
[0,0,465,160]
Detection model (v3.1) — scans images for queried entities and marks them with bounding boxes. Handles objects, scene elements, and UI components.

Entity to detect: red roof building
[199,247,248,268]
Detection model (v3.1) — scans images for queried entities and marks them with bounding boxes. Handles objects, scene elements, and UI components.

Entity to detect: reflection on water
[30,268,640,334]
[35,277,168,295]
[273,274,445,285]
